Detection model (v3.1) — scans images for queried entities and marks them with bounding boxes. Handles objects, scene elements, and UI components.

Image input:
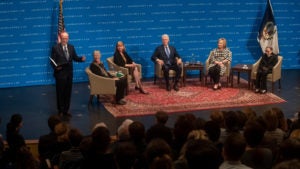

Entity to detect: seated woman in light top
[207,38,232,90]
[113,41,149,94]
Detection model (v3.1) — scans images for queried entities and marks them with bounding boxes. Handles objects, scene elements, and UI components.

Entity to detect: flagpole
[57,0,65,44]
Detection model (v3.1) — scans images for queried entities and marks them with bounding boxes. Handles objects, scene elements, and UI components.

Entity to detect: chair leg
[89,95,94,103]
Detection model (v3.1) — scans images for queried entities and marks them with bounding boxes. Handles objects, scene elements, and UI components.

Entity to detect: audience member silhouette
[113,141,138,169]
[185,139,222,169]
[241,119,273,169]
[38,114,62,169]
[1,114,26,168]
[128,121,147,169]
[146,111,173,145]
[219,111,242,144]
[52,122,72,168]
[172,114,196,160]
[273,159,300,169]
[58,128,84,169]
[220,133,252,169]
[81,126,117,169]
[145,138,174,169]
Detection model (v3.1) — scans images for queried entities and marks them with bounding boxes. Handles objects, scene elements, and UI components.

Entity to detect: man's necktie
[63,46,69,60]
[165,46,170,57]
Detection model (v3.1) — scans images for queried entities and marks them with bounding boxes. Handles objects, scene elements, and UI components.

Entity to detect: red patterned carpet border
[100,81,286,117]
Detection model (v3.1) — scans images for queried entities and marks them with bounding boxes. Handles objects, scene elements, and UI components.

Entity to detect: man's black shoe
[116,100,126,105]
[166,85,171,91]
[173,84,179,91]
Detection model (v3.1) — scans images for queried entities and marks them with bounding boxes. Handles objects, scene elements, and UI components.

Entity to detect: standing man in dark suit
[50,32,86,117]
[151,34,182,91]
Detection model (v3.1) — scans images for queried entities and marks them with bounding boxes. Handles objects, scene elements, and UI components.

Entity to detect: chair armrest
[271,56,282,81]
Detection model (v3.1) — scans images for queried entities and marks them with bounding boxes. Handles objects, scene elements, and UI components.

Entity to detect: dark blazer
[258,53,278,73]
[50,43,83,78]
[151,45,181,65]
[113,51,133,67]
[89,62,113,78]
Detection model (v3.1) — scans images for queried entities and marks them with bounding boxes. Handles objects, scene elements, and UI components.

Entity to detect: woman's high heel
[135,86,140,90]
[139,88,149,94]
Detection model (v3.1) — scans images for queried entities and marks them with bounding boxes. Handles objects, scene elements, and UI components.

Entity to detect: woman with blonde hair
[207,38,232,90]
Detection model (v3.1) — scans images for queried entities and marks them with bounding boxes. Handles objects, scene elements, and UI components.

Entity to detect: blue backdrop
[0,0,299,88]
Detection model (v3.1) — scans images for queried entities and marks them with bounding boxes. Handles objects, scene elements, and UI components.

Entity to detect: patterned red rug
[100,80,286,117]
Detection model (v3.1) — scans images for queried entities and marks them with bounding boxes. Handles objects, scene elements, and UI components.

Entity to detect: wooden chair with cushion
[153,62,184,87]
[106,56,142,92]
[251,55,282,92]
[204,51,231,87]
[85,67,116,103]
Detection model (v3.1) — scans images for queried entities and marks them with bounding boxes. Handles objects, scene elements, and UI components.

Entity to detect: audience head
[194,117,206,130]
[204,120,221,143]
[54,122,70,142]
[68,128,83,147]
[145,138,173,168]
[91,126,111,153]
[6,113,23,133]
[210,110,224,128]
[289,129,300,139]
[262,109,279,131]
[129,121,145,142]
[47,114,62,132]
[272,107,288,131]
[243,119,266,147]
[187,129,208,141]
[117,119,133,141]
[273,159,300,169]
[185,139,222,169]
[279,138,300,161]
[155,111,169,125]
[114,141,137,169]
[174,114,196,139]
[223,133,246,161]
[223,111,240,132]
[242,107,257,121]
[161,34,170,46]
[92,122,107,131]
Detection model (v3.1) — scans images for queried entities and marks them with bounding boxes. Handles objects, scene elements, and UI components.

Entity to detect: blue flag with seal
[257,0,279,54]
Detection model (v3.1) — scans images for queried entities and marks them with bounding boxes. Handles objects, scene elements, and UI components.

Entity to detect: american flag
[57,0,65,43]
[257,0,279,54]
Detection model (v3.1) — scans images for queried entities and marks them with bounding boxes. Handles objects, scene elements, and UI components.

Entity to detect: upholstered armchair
[204,51,231,86]
[251,56,282,92]
[153,61,184,86]
[106,56,142,90]
[85,67,116,103]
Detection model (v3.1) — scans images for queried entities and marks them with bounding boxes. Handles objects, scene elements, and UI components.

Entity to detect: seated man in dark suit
[151,34,182,91]
[89,50,127,105]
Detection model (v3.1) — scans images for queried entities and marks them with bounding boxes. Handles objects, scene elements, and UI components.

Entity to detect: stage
[0,69,299,140]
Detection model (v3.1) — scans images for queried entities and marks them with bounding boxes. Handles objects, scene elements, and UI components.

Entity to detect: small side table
[230,64,252,89]
[183,63,204,86]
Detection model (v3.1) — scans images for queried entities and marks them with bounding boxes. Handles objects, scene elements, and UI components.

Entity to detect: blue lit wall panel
[0,0,299,88]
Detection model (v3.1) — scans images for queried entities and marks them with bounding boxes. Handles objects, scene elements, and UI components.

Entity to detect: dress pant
[162,64,182,86]
[115,76,127,102]
[55,74,72,114]
[255,70,268,90]
[208,64,221,84]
